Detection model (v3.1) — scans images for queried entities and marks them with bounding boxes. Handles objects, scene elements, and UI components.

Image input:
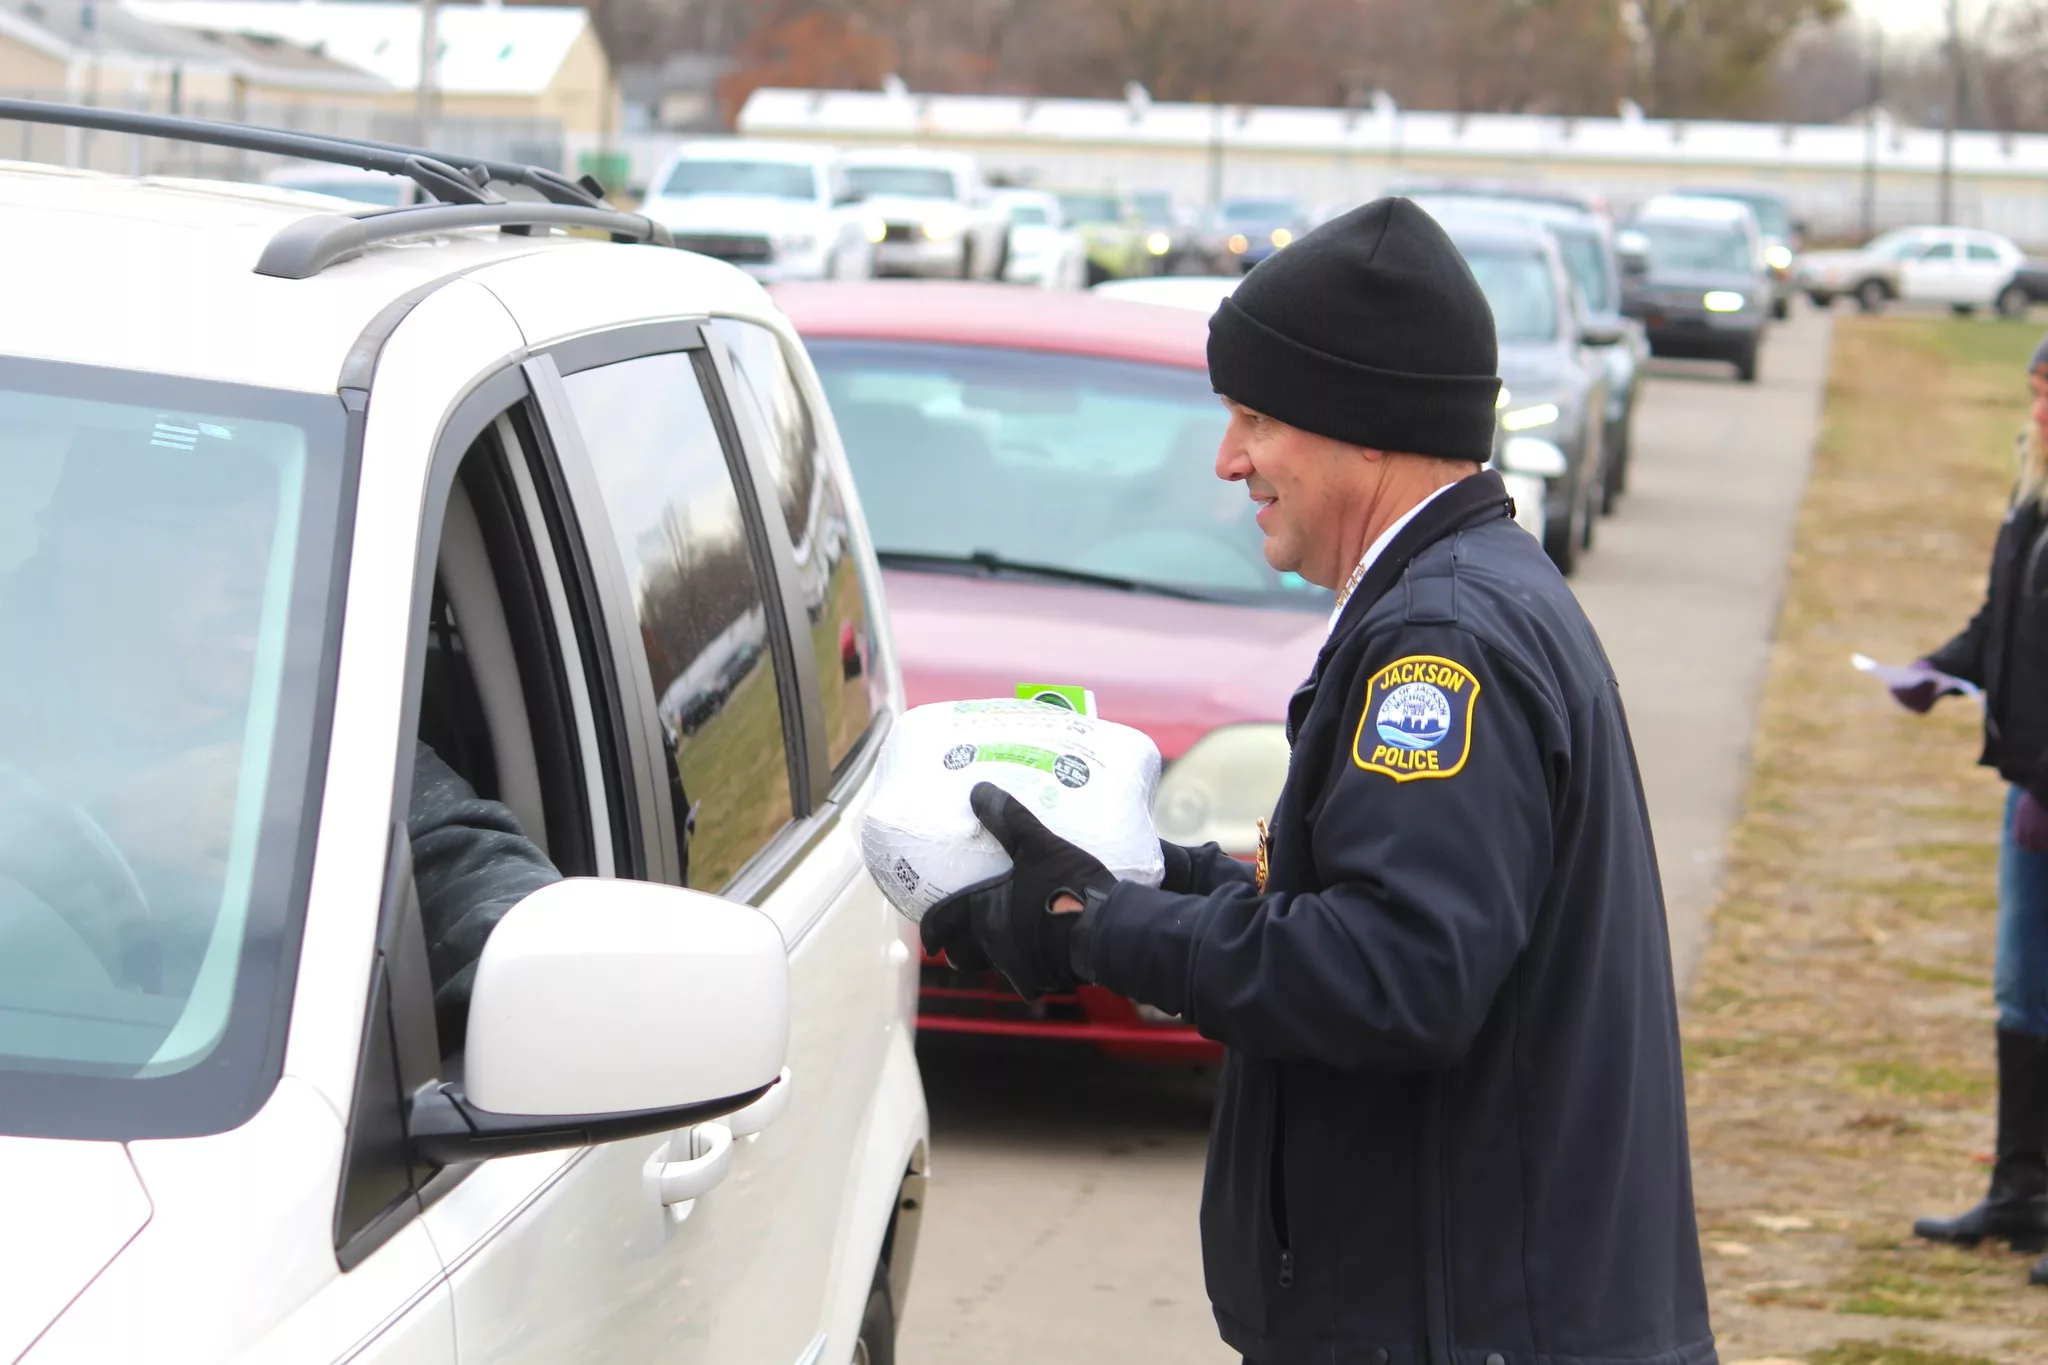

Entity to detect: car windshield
[1221,199,1297,225]
[806,340,1330,611]
[1634,221,1752,275]
[1058,194,1120,224]
[846,166,958,199]
[1008,203,1051,226]
[661,159,817,200]
[0,360,345,1140]
[1550,225,1613,312]
[1716,194,1790,239]
[1461,249,1560,343]
[1134,192,1175,225]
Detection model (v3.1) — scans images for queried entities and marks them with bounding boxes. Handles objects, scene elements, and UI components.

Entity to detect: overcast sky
[1851,0,1975,39]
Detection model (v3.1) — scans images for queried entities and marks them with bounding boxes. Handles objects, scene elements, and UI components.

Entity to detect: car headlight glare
[1500,401,1560,433]
[1498,435,1569,478]
[1227,233,1249,253]
[1703,290,1745,312]
[1270,228,1293,248]
[864,219,887,243]
[1145,231,1172,255]
[1495,385,1512,410]
[1152,723,1291,854]
[923,218,959,241]
[1765,244,1793,270]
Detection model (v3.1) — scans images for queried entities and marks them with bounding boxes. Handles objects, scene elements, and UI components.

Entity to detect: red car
[775,282,1328,1064]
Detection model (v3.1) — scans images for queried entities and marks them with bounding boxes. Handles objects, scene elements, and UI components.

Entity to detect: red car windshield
[806,339,1331,610]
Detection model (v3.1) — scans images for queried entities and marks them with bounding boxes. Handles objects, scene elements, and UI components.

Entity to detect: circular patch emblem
[942,744,977,770]
[1053,754,1091,788]
[1375,682,1452,751]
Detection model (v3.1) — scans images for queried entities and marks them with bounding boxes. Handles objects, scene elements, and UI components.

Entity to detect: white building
[737,85,2048,247]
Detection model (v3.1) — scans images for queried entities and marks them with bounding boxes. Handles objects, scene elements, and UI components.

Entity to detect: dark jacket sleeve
[407,741,561,1033]
[1088,626,1560,1074]
[1926,599,1992,686]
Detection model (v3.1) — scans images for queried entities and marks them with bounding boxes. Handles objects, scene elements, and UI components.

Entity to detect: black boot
[1915,1029,2048,1251]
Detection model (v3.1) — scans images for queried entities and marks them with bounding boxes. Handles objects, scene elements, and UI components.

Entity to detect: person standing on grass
[920,199,1715,1365]
[1902,332,2048,1286]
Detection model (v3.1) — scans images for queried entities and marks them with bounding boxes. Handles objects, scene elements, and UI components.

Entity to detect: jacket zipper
[1270,1072,1293,1289]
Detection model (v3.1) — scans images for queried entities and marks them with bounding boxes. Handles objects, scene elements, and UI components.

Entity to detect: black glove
[919,782,1114,1000]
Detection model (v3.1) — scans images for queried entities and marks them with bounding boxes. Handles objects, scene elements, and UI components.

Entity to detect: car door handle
[645,1122,733,1209]
[726,1067,792,1139]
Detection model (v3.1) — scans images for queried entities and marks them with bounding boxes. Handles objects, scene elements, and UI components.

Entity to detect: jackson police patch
[1352,654,1480,781]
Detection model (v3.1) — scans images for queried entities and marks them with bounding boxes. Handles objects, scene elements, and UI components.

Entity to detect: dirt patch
[1686,314,2048,1363]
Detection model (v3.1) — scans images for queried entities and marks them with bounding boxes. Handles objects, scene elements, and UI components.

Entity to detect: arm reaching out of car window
[407,741,561,1047]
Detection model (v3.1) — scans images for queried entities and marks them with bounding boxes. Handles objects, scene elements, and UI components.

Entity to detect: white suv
[0,106,926,1365]
[840,147,1008,280]
[641,140,880,282]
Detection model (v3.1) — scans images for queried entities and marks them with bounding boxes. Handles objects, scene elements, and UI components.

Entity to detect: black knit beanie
[1208,197,1501,461]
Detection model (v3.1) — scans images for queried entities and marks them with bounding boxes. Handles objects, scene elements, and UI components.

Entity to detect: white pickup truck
[640,139,879,282]
[841,147,1009,280]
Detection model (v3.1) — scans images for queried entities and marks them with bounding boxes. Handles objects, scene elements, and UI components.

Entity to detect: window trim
[544,319,705,379]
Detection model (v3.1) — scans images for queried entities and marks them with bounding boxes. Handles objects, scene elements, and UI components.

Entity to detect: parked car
[639,139,878,281]
[842,147,1008,280]
[1995,253,2048,318]
[1406,189,1648,511]
[1801,225,2024,316]
[1208,195,1310,272]
[0,105,925,1364]
[1132,189,1223,274]
[1621,195,1771,382]
[994,188,1088,289]
[1439,215,1616,575]
[773,280,1354,1063]
[1090,273,1239,313]
[1674,185,1800,318]
[1053,188,1151,283]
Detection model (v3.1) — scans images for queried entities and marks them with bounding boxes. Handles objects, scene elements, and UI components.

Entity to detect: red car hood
[882,569,1327,760]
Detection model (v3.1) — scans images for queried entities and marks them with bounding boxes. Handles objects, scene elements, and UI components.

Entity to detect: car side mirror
[1580,318,1627,346]
[406,878,789,1165]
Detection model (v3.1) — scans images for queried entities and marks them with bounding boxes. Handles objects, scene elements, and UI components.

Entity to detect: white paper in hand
[1850,653,1983,702]
[860,699,1166,922]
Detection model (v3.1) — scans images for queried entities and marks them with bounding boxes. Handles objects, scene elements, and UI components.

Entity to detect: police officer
[921,199,1715,1365]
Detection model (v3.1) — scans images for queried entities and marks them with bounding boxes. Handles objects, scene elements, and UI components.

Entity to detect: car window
[1008,204,1050,227]
[1919,242,1956,261]
[561,353,794,891]
[807,339,1330,611]
[1633,220,1752,275]
[712,319,886,774]
[1549,226,1613,313]
[1968,243,2002,262]
[662,160,816,201]
[845,166,957,199]
[1461,249,1560,343]
[1058,193,1121,224]
[0,363,346,1139]
[1220,198,1298,224]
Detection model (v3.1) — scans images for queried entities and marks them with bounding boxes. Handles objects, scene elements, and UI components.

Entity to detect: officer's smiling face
[1216,397,1374,589]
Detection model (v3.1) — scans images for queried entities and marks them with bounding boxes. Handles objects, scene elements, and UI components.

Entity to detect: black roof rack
[0,98,673,275]
[258,205,671,279]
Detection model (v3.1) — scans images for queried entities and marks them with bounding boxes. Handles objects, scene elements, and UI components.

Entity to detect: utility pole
[1861,25,1882,241]
[1939,0,1959,225]
[1207,97,1224,209]
[416,0,440,147]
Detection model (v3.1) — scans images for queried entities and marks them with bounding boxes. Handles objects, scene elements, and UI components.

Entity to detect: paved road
[895,308,1835,1364]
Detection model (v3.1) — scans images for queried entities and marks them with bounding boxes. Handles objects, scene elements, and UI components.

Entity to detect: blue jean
[1997,785,2048,1035]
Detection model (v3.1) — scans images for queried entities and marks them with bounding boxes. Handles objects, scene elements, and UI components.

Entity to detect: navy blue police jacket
[1078,472,1714,1365]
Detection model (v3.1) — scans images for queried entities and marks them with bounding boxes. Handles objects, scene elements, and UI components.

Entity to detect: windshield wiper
[875,550,1213,601]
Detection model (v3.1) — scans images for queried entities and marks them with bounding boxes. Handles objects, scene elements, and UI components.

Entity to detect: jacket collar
[1285,470,1513,742]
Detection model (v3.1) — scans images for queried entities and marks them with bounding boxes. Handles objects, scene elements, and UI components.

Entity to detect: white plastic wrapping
[860,699,1166,922]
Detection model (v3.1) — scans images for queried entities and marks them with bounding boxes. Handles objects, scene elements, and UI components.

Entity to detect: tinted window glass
[0,363,344,1138]
[808,340,1330,611]
[1058,193,1120,224]
[662,160,817,201]
[562,353,793,890]
[1634,221,1752,275]
[1462,249,1560,343]
[1920,242,1956,261]
[1968,243,2001,262]
[1551,226,1614,312]
[1220,198,1299,224]
[1008,204,1050,227]
[845,166,956,199]
[713,320,885,772]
